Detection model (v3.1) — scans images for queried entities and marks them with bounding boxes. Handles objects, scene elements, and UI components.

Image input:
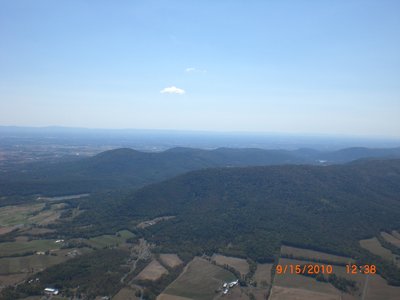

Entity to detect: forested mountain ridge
[1,146,400,197]
[61,159,400,283]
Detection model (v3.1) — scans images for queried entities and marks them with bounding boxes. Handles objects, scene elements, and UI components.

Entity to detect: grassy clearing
[211,254,249,276]
[162,257,235,300]
[37,194,89,202]
[269,286,340,300]
[381,232,400,248]
[359,237,394,261]
[28,209,61,225]
[0,239,58,257]
[0,226,18,235]
[0,253,66,274]
[159,254,183,268]
[0,203,44,226]
[391,230,400,240]
[280,245,353,265]
[85,230,134,249]
[136,259,168,281]
[273,258,341,296]
[0,248,91,275]
[112,287,139,300]
[364,272,400,300]
[20,228,55,235]
[0,273,27,286]
[157,294,192,300]
[254,263,273,287]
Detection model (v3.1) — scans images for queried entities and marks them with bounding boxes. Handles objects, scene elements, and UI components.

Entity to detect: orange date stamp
[276,264,333,275]
[275,264,377,275]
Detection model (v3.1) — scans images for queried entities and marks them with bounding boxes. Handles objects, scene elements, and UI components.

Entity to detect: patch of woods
[0,249,129,300]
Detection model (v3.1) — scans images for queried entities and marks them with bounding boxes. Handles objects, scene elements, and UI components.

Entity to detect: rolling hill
[1,146,400,197]
[66,159,400,284]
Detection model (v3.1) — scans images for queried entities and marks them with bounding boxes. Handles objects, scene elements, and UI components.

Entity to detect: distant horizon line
[0,124,399,140]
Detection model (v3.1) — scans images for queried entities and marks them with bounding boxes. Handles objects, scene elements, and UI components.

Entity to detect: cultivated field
[159,254,183,268]
[0,203,45,227]
[0,226,18,235]
[380,232,400,248]
[280,245,353,264]
[359,237,394,261]
[0,248,91,274]
[364,273,400,300]
[0,273,27,287]
[37,194,90,201]
[161,257,236,300]
[271,256,400,300]
[28,209,62,225]
[157,294,192,300]
[136,260,169,281]
[254,263,273,287]
[269,285,340,300]
[0,239,59,257]
[273,258,341,297]
[20,227,55,235]
[391,230,400,240]
[211,254,249,276]
[220,286,250,300]
[112,287,139,300]
[0,253,67,274]
[85,230,135,249]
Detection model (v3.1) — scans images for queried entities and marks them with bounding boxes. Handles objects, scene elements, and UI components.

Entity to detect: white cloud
[185,67,207,73]
[160,86,185,95]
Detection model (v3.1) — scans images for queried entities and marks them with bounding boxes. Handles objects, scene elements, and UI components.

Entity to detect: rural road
[361,274,370,300]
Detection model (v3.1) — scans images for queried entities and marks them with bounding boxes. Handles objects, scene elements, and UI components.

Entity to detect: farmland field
[136,259,169,281]
[20,228,55,235]
[157,294,192,300]
[37,194,90,201]
[161,257,236,300]
[269,286,340,300]
[273,258,342,296]
[280,245,353,265]
[360,237,395,261]
[85,230,134,248]
[364,273,400,300]
[0,203,45,226]
[0,239,59,257]
[0,273,27,287]
[0,248,91,274]
[211,254,249,276]
[381,232,400,248]
[391,230,400,240]
[159,254,183,268]
[113,287,139,300]
[254,263,273,287]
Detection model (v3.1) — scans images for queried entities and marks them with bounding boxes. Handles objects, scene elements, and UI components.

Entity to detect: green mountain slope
[67,159,400,283]
[1,147,400,196]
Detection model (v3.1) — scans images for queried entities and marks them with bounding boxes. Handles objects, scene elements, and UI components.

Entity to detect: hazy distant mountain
[1,146,400,196]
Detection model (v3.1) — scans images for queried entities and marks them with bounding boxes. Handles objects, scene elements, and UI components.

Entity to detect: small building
[44,287,59,295]
[229,279,239,287]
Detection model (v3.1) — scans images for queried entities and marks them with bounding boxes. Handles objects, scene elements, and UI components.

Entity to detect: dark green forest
[52,159,400,285]
[1,146,400,196]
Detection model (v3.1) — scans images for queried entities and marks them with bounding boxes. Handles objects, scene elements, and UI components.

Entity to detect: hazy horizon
[1,1,399,137]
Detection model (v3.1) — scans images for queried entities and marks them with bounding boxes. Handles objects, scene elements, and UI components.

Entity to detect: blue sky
[1,0,399,137]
